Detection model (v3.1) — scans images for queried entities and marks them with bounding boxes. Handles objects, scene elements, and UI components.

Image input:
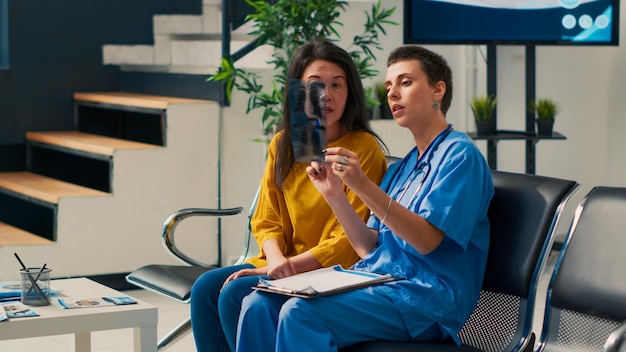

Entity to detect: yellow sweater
[245,130,387,269]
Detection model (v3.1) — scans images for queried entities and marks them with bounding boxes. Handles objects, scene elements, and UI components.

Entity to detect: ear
[433,80,446,100]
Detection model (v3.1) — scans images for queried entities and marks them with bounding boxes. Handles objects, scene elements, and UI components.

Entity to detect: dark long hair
[275,39,386,185]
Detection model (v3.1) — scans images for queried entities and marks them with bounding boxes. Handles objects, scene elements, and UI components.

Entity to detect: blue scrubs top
[354,129,494,344]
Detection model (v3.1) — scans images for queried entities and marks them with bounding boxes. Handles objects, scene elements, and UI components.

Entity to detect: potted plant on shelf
[364,86,380,120]
[373,80,393,119]
[530,98,559,136]
[207,0,397,142]
[470,95,497,136]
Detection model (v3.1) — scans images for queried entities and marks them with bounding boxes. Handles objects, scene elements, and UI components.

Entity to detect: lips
[391,104,404,115]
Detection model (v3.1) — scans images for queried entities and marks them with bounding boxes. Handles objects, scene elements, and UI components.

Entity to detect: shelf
[475,45,568,175]
[468,131,566,141]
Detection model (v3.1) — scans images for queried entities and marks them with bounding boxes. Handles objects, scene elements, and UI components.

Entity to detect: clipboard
[252,265,399,299]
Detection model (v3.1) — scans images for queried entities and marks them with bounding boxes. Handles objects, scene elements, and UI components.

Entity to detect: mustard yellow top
[245,130,387,269]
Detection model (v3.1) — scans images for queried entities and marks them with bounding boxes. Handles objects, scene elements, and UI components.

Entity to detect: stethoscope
[391,124,453,207]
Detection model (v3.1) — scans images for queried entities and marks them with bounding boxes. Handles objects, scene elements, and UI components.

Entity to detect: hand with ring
[321,147,368,190]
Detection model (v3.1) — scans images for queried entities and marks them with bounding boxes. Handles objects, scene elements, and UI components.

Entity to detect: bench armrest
[162,207,244,266]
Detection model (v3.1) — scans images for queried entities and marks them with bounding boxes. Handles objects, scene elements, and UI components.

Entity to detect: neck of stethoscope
[396,124,453,206]
[417,124,453,164]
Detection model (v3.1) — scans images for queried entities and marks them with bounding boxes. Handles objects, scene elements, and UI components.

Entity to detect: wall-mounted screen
[404,0,619,45]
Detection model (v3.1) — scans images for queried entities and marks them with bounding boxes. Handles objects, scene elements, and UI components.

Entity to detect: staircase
[0,91,221,279]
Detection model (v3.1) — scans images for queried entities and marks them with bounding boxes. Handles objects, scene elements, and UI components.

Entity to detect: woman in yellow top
[190,38,388,352]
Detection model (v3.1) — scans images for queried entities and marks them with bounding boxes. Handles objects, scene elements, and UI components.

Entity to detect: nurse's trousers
[236,286,443,352]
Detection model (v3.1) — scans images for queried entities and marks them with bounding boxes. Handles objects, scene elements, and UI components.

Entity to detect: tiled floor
[0,252,559,352]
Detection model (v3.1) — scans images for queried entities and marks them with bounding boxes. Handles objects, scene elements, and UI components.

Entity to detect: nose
[387,85,398,101]
[320,87,331,103]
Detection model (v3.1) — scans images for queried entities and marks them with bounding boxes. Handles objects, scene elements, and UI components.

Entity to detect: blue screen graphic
[405,0,619,45]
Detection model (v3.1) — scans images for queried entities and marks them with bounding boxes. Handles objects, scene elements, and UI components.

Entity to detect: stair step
[0,172,110,205]
[73,91,211,110]
[0,222,54,246]
[27,131,160,157]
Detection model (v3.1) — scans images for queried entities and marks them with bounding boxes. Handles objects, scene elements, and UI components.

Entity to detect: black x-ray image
[289,79,327,162]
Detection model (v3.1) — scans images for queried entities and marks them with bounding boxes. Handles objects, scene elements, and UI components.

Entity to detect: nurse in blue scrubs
[235,45,495,352]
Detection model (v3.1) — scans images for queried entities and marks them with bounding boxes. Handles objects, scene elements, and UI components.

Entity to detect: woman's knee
[278,297,314,323]
[191,270,222,302]
[240,291,265,314]
[217,276,257,314]
[191,266,248,304]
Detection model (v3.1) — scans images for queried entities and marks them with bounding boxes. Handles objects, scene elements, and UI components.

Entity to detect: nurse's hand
[306,160,343,199]
[322,147,369,192]
[266,257,297,279]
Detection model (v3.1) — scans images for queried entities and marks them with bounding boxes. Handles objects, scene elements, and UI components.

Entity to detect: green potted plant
[470,95,497,136]
[364,86,380,120]
[373,80,393,119]
[207,0,397,141]
[530,98,559,136]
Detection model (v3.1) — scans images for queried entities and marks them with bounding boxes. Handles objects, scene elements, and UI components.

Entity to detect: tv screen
[404,0,620,45]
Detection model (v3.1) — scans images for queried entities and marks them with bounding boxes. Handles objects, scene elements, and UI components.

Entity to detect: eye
[401,79,412,87]
[331,82,342,89]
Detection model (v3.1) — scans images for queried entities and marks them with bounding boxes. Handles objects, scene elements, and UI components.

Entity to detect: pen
[11,308,31,314]
[267,286,295,294]
[13,253,28,272]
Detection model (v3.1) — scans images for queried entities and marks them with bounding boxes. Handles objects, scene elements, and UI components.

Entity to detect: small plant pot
[475,120,494,136]
[536,119,554,136]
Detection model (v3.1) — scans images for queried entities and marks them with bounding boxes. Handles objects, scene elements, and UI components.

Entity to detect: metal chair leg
[158,316,192,350]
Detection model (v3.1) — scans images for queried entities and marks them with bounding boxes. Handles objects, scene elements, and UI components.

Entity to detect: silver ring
[336,164,343,171]
[339,156,350,165]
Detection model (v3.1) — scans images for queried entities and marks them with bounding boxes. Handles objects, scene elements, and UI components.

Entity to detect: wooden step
[73,91,212,110]
[0,222,54,246]
[27,131,160,157]
[0,172,110,204]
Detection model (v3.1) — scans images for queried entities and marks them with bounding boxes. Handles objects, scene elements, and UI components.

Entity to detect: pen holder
[20,267,51,306]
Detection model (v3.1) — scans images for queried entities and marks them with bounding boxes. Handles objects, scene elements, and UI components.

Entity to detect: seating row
[126,169,626,352]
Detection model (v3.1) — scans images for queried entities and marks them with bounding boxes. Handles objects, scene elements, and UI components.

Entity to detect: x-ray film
[289,79,327,162]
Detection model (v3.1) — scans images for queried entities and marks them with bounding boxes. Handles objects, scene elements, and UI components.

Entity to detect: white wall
[218,0,626,261]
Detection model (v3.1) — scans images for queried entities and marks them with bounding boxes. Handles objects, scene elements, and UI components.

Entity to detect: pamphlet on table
[58,296,137,309]
[0,301,39,319]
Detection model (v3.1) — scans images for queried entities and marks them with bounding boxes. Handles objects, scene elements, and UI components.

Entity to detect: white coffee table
[0,277,157,352]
